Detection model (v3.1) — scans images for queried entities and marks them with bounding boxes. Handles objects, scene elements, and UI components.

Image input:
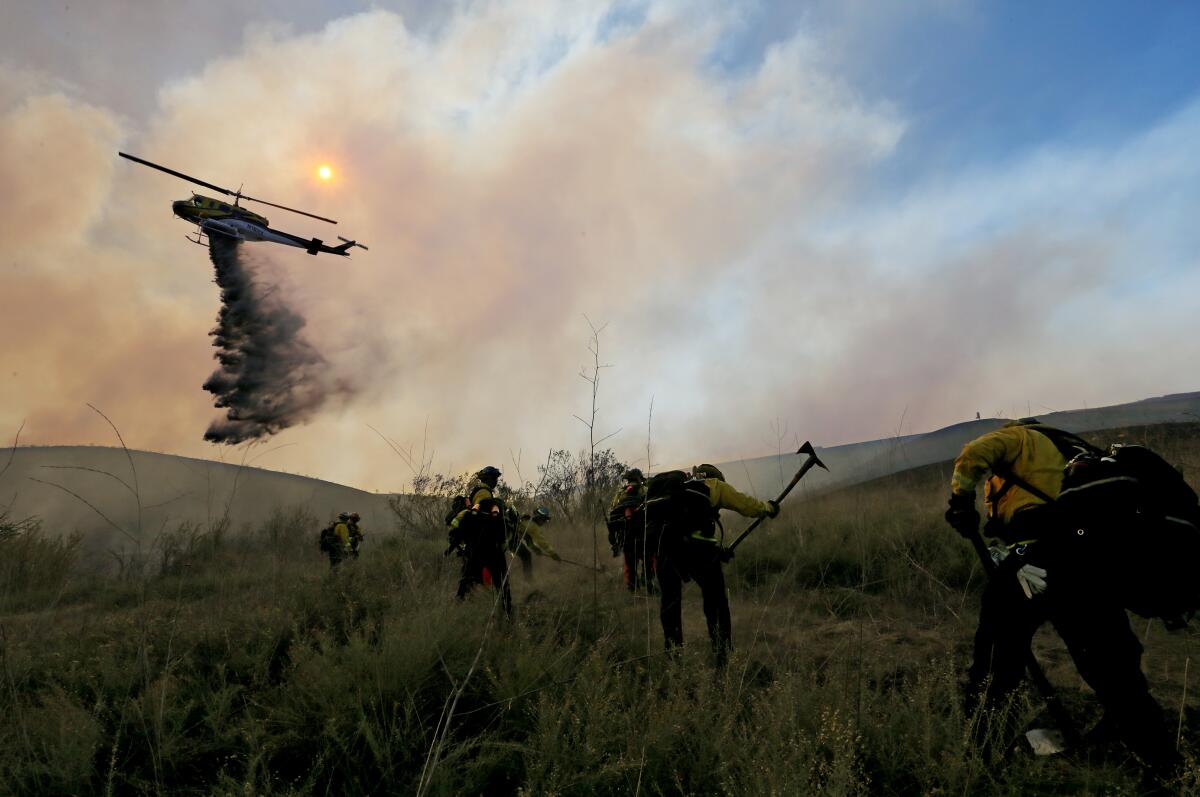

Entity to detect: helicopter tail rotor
[336,236,368,252]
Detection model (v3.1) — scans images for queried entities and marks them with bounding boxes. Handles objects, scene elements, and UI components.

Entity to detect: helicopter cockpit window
[219,204,231,212]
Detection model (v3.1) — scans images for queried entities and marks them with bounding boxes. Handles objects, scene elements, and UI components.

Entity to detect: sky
[2,0,1198,494]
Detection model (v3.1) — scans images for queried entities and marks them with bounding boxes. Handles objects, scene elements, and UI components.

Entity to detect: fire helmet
[692,464,725,482]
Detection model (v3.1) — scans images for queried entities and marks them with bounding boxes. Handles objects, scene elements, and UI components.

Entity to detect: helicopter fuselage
[169,193,363,256]
[172,193,270,227]
[201,217,314,249]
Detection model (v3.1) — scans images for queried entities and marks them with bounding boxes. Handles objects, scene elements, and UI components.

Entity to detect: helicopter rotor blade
[119,152,235,197]
[120,151,339,225]
[238,195,338,225]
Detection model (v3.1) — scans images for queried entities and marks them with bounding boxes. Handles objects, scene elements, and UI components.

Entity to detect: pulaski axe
[726,441,828,554]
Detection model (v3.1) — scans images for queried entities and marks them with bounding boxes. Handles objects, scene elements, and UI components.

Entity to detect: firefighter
[448,466,512,615]
[346,511,364,558]
[327,512,353,568]
[656,464,778,664]
[608,468,653,592]
[509,506,560,578]
[945,420,1179,778]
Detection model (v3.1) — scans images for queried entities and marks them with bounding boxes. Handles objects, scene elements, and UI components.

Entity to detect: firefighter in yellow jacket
[326,512,353,568]
[608,469,653,592]
[657,464,778,664]
[449,466,512,614]
[345,512,364,558]
[509,506,560,578]
[945,420,1178,776]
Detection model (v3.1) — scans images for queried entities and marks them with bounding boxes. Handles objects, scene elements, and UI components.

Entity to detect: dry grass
[1,422,1199,795]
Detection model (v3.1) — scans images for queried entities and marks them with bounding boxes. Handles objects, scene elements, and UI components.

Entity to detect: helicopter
[118,152,367,257]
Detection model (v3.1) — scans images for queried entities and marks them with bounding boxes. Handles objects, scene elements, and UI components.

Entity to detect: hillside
[5,392,1198,552]
[0,446,393,555]
[719,391,1200,497]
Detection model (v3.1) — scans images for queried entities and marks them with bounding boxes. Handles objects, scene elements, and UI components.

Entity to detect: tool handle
[558,556,604,572]
[727,454,822,553]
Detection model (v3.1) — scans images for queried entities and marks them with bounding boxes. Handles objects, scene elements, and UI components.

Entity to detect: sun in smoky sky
[317,164,333,181]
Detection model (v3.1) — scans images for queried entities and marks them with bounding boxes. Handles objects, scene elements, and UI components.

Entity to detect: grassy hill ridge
[1,445,394,556]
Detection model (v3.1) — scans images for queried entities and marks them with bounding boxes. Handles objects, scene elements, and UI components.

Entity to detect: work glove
[765,500,780,519]
[944,492,980,539]
[1017,565,1048,598]
[718,546,734,563]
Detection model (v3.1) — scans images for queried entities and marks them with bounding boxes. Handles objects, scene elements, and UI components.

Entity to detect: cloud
[686,99,1200,457]
[0,87,122,251]
[1,3,1195,493]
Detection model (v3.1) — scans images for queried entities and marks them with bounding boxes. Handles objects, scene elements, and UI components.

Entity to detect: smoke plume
[3,6,1199,492]
[202,236,329,443]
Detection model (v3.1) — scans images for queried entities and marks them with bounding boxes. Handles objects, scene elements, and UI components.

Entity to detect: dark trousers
[456,545,512,615]
[623,531,657,593]
[515,546,534,579]
[969,550,1178,773]
[657,539,731,660]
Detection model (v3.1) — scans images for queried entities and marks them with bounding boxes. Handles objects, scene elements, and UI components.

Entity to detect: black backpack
[449,497,508,552]
[445,495,470,527]
[317,524,338,553]
[643,470,715,543]
[1107,444,1200,527]
[1058,442,1200,626]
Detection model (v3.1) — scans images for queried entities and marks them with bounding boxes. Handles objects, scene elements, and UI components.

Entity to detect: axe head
[797,440,828,471]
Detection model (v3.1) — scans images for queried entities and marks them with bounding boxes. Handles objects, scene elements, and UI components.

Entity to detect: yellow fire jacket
[950,423,1068,526]
[511,518,557,557]
[467,480,494,507]
[333,521,352,550]
[691,478,774,543]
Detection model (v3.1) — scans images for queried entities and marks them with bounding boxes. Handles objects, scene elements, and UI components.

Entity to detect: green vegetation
[2,424,1200,794]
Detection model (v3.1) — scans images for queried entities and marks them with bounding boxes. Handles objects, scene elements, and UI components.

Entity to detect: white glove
[1016,564,1048,599]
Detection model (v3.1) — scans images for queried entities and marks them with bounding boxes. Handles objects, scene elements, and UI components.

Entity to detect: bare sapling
[573,316,620,636]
